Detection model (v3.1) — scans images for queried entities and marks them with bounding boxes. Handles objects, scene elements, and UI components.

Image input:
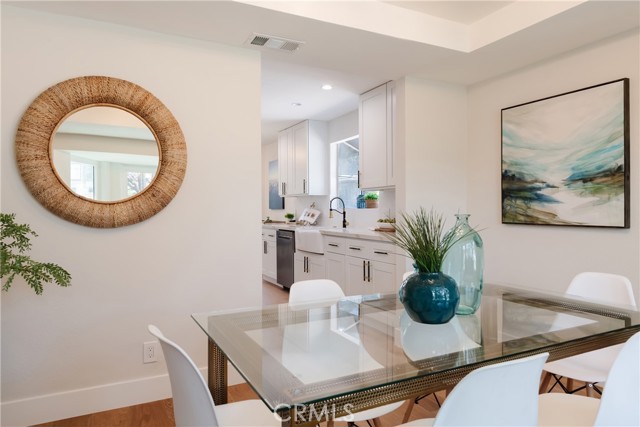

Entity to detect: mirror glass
[51,106,160,202]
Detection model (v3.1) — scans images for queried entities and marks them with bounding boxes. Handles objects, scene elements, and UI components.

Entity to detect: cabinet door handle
[367,261,371,282]
[303,179,306,194]
[305,256,309,273]
[358,170,360,188]
[374,251,388,255]
[263,241,267,254]
[349,247,361,251]
[328,243,339,247]
[363,260,366,281]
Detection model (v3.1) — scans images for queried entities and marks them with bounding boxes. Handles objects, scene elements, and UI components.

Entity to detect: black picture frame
[501,78,629,228]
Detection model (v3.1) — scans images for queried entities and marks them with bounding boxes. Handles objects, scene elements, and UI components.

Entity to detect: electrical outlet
[143,341,158,364]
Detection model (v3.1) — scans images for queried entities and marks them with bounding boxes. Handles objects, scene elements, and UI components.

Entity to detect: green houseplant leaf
[1,213,71,295]
[387,207,473,274]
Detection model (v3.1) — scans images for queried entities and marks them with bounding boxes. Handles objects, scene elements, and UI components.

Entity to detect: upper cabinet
[278,120,328,196]
[359,81,396,190]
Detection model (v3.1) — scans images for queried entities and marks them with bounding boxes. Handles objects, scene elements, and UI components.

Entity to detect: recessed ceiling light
[291,102,302,107]
[322,84,333,90]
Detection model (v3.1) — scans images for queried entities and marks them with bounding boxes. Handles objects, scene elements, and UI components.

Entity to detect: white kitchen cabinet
[262,227,277,283]
[345,255,395,296]
[359,81,395,189]
[325,252,346,291]
[278,120,328,196]
[294,251,326,282]
[324,235,396,296]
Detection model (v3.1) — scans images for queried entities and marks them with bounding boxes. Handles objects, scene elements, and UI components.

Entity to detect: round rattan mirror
[15,76,187,228]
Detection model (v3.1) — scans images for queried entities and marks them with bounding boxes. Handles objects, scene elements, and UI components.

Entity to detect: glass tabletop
[192,283,639,412]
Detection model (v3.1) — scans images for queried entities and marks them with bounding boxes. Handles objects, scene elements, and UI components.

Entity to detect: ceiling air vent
[246,33,304,52]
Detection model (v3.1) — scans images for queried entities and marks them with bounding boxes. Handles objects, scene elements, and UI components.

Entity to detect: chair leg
[566,378,574,392]
[539,372,552,393]
[586,383,595,397]
[433,393,441,407]
[402,400,414,423]
[592,383,603,395]
[372,417,383,427]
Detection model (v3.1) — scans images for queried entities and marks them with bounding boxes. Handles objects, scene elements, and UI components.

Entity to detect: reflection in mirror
[51,106,159,202]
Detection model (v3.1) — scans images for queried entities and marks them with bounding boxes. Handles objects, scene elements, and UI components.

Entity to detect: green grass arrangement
[387,207,468,273]
[1,213,71,295]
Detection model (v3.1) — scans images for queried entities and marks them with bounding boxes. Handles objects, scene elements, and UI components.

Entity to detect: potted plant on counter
[284,213,295,222]
[386,208,472,324]
[364,192,379,208]
[1,213,71,295]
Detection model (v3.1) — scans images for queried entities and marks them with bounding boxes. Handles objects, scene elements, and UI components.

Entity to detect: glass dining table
[192,283,639,427]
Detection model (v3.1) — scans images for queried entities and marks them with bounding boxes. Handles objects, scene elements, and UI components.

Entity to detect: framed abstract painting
[501,78,629,228]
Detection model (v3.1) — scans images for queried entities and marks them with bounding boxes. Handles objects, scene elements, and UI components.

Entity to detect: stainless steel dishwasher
[276,229,295,289]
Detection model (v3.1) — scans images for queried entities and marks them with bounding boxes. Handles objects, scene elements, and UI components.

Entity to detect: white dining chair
[395,352,549,426]
[539,272,637,396]
[538,331,640,426]
[147,325,280,427]
[288,279,345,304]
[288,279,405,426]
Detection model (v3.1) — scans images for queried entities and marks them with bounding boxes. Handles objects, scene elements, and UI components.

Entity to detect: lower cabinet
[294,251,325,282]
[325,252,346,289]
[262,227,277,283]
[324,235,396,296]
[345,255,395,296]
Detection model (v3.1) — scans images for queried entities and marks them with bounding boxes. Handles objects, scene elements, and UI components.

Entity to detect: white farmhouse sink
[295,228,324,254]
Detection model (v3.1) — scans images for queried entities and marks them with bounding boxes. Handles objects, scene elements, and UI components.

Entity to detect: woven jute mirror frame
[15,76,187,228]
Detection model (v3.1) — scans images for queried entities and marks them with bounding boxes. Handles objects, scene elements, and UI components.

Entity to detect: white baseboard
[1,364,245,427]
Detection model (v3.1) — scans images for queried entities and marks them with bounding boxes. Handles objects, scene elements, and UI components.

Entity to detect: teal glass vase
[399,271,459,324]
[442,214,484,315]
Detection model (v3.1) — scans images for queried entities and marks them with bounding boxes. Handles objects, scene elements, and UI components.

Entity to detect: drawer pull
[374,251,388,255]
[349,247,362,251]
[328,243,339,247]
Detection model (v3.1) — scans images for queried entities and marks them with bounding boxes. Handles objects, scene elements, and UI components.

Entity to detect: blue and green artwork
[268,160,284,210]
[501,79,629,228]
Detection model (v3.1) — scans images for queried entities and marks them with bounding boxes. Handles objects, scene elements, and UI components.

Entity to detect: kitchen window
[69,160,95,199]
[127,169,155,197]
[330,137,359,209]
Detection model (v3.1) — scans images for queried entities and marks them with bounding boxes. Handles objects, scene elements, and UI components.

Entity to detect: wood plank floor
[35,281,594,426]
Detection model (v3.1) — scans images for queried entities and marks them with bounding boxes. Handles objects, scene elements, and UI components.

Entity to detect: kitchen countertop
[262,223,395,242]
[261,222,298,230]
[320,227,395,242]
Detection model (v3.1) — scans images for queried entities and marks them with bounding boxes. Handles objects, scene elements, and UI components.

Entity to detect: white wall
[328,109,358,143]
[393,77,469,275]
[398,77,469,218]
[1,7,262,426]
[467,30,640,300]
